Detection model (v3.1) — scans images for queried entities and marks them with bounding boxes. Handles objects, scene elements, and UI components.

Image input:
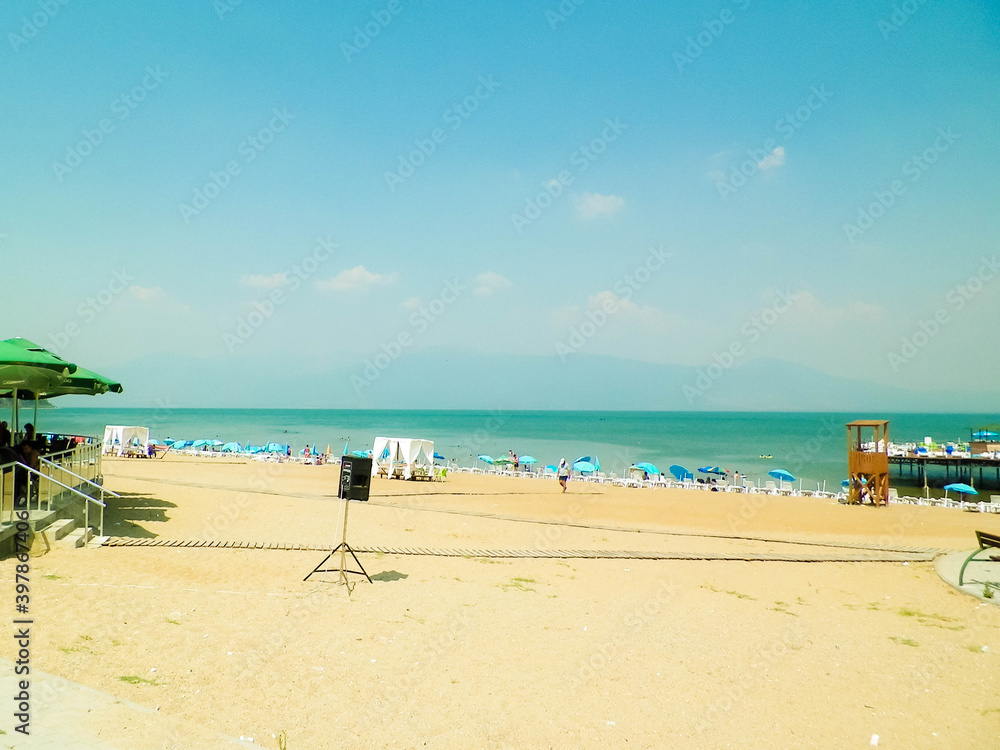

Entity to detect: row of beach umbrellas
[472,453,800,486]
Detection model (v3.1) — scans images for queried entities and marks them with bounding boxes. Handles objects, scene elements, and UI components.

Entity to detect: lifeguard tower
[846,420,890,506]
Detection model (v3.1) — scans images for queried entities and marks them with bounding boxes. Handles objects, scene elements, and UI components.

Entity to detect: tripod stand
[303,494,371,592]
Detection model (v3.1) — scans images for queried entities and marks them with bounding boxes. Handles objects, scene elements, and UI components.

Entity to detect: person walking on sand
[557,458,570,493]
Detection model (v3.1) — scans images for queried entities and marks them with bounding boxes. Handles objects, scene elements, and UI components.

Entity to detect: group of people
[0,422,41,507]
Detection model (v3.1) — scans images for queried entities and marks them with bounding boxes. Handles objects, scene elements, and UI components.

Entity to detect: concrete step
[59,527,94,549]
[87,535,110,549]
[45,517,76,541]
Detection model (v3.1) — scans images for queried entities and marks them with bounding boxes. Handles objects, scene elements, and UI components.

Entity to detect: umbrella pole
[33,393,38,434]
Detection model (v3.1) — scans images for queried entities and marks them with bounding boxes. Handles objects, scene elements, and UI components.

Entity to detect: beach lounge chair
[764,480,778,494]
[887,488,899,503]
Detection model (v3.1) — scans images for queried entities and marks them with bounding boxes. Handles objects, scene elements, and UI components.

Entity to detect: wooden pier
[889,454,1000,490]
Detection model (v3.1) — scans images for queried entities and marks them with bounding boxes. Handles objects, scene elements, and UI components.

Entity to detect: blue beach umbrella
[265,442,284,453]
[478,454,494,466]
[192,440,211,448]
[943,482,977,496]
[573,460,596,474]
[574,455,591,465]
[669,464,693,481]
[634,462,660,475]
[768,469,796,483]
[767,469,795,482]
[698,466,725,475]
[519,456,537,464]
[434,452,446,460]
[544,464,557,473]
[221,442,242,452]
[171,440,188,449]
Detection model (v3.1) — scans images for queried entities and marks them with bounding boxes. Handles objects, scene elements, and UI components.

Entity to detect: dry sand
[5,454,1000,749]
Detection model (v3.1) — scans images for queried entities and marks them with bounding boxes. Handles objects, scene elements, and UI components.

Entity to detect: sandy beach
[6,454,1000,749]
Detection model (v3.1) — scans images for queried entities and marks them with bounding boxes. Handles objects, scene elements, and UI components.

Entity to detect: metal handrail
[39,457,121,498]
[0,459,105,539]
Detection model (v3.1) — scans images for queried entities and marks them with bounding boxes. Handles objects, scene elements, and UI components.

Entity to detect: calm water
[24,408,999,491]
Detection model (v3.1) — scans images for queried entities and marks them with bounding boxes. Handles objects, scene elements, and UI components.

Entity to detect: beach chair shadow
[104,491,176,538]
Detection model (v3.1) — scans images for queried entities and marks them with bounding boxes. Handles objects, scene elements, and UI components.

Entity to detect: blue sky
[2,0,998,408]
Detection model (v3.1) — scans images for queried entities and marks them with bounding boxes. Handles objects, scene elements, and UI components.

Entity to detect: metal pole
[339,497,351,586]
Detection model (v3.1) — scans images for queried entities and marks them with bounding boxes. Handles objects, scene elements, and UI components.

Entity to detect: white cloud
[756,146,786,171]
[403,297,422,311]
[128,285,162,302]
[474,271,511,297]
[241,272,288,288]
[573,192,625,220]
[317,266,391,292]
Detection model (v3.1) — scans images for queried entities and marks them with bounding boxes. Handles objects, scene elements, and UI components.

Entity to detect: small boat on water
[759,454,773,459]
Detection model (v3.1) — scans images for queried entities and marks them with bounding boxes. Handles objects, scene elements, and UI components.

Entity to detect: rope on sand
[99,537,935,562]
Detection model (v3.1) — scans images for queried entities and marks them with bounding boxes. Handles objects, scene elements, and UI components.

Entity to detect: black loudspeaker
[339,456,372,501]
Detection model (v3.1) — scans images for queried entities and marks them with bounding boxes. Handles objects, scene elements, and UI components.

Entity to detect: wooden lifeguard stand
[846,420,890,506]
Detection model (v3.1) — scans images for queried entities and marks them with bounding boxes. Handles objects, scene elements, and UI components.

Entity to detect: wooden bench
[958,530,1000,586]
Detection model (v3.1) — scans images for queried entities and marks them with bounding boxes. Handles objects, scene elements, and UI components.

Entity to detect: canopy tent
[102,425,149,457]
[372,436,435,479]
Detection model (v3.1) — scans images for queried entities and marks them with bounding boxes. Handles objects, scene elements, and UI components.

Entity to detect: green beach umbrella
[25,365,123,399]
[1,338,120,431]
[0,338,76,391]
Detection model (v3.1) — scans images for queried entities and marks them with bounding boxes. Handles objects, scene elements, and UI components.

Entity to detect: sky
[2,0,999,409]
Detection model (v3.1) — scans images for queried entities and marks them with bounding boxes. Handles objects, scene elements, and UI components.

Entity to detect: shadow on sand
[103,491,176,538]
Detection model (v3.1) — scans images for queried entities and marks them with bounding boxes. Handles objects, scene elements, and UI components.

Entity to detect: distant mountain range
[66,351,1000,412]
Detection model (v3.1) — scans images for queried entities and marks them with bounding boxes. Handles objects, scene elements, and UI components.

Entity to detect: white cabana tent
[102,425,149,457]
[371,436,434,479]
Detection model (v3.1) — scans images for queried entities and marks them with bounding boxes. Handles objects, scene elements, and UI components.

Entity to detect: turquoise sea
[27,408,1000,492]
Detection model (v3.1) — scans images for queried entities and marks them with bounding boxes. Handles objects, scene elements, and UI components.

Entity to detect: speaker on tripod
[304,455,373,590]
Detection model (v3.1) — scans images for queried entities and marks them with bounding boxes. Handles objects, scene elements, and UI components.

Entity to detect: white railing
[1,459,109,539]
